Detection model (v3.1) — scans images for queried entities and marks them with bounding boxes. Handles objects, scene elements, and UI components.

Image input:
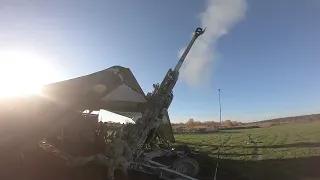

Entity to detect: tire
[175,145,190,157]
[171,157,200,177]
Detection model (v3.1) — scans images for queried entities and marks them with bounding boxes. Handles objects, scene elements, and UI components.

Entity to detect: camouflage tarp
[41,66,147,116]
[0,66,174,152]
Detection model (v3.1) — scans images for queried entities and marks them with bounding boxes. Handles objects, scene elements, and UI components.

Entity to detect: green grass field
[174,122,320,180]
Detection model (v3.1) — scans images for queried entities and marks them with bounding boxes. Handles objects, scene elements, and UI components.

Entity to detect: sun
[0,49,58,98]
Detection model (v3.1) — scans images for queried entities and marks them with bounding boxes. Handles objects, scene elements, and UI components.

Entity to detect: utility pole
[214,88,222,180]
[219,89,222,128]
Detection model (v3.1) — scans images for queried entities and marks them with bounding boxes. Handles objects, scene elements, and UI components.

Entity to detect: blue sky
[1,0,320,122]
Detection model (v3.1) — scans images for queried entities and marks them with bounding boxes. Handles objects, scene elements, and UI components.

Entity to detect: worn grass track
[175,122,320,180]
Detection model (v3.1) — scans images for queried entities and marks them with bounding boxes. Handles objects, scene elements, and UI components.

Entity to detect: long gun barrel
[174,27,206,72]
[128,27,206,157]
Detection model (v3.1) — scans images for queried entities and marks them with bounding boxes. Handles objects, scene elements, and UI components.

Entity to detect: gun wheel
[171,157,199,177]
[175,145,190,157]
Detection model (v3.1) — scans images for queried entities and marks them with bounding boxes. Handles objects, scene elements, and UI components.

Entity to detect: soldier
[105,131,132,180]
[95,122,107,152]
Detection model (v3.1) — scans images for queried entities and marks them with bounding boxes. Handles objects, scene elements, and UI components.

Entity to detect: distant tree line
[245,114,320,127]
[172,118,243,128]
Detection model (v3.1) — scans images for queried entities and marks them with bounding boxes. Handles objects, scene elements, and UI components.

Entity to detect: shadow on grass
[2,141,320,180]
[181,141,320,179]
[2,146,320,180]
[196,152,320,180]
[181,142,320,149]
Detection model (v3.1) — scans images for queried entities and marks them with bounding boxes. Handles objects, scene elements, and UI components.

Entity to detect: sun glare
[0,49,57,98]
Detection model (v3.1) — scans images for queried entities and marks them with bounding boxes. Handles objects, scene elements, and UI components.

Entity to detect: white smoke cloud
[179,0,247,86]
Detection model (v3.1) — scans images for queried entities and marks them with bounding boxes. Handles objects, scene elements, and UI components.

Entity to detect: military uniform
[106,131,131,180]
[68,131,131,180]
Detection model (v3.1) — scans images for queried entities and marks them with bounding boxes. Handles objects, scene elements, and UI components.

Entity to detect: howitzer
[127,27,206,159]
[0,26,206,180]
